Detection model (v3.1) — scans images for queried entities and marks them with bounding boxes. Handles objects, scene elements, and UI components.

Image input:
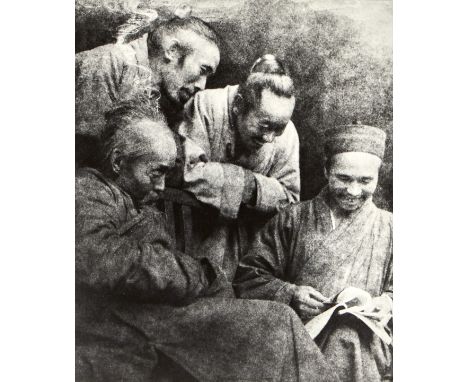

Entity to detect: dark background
[76,0,393,210]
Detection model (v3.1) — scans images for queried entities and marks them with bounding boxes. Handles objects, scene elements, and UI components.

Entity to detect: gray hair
[238,54,295,112]
[147,16,220,59]
[100,95,172,174]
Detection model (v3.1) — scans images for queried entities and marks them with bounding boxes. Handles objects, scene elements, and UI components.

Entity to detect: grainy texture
[75,167,340,382]
[75,0,393,209]
[234,186,393,380]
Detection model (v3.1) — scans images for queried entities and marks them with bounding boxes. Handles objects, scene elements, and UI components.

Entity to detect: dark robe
[234,188,393,382]
[76,168,339,382]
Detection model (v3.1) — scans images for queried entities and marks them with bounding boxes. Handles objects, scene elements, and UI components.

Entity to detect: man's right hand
[291,285,331,321]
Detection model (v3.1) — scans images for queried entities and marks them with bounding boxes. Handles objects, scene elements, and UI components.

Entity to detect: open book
[304,286,392,345]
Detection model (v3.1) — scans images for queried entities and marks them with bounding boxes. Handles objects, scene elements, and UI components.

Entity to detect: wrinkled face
[115,120,177,201]
[326,152,381,213]
[235,89,295,153]
[160,33,220,107]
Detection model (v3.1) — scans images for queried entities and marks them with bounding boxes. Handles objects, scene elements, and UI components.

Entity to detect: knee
[325,321,362,351]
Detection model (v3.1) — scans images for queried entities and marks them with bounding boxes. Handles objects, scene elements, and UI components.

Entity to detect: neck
[328,200,351,228]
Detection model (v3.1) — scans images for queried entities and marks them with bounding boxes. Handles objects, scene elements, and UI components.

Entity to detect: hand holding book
[304,286,393,345]
[291,285,332,321]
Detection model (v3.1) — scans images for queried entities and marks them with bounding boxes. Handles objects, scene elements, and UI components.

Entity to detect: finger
[299,297,325,309]
[298,304,322,318]
[306,288,330,303]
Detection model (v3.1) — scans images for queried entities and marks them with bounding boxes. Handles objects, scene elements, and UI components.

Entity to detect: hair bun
[250,54,287,75]
[174,5,192,19]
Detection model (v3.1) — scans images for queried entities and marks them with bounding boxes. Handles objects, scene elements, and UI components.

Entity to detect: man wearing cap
[234,123,393,382]
[178,54,299,281]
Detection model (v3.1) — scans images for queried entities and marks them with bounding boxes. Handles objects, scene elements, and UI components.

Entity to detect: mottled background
[76,0,393,210]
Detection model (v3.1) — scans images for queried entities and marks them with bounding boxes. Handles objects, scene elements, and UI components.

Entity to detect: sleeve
[233,208,298,305]
[382,252,393,299]
[253,122,300,213]
[180,93,300,219]
[179,93,246,219]
[75,176,212,305]
[75,48,124,138]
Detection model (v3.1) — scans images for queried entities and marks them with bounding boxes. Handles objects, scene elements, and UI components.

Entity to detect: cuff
[271,280,297,305]
[253,173,291,213]
[242,169,257,205]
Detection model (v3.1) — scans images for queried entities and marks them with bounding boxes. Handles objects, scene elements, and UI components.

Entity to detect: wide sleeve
[75,47,124,138]
[75,174,213,305]
[180,92,300,219]
[233,207,298,305]
[253,122,300,213]
[179,92,246,219]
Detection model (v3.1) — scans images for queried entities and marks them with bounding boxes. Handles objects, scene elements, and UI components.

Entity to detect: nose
[193,76,207,93]
[152,176,165,193]
[346,182,361,197]
[261,132,275,143]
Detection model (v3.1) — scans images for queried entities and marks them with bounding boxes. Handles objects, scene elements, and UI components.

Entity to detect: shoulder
[75,168,119,205]
[76,41,139,69]
[194,85,234,110]
[375,206,393,231]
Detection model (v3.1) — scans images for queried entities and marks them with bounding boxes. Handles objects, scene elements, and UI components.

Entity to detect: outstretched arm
[179,91,300,219]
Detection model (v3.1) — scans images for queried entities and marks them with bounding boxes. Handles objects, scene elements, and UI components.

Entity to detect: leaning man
[179,54,299,280]
[76,97,339,382]
[75,14,220,167]
[234,123,393,382]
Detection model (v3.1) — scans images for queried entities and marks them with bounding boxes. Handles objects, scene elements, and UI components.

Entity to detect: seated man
[234,123,393,382]
[179,54,300,280]
[76,96,339,382]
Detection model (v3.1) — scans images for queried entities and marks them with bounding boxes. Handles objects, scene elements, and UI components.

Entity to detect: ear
[232,94,245,116]
[163,38,182,62]
[110,148,123,174]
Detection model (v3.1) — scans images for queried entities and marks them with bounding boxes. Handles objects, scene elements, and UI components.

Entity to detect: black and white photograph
[74,1,393,380]
[6,0,468,381]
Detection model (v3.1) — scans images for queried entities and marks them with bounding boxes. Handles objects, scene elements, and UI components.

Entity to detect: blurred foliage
[75,0,393,210]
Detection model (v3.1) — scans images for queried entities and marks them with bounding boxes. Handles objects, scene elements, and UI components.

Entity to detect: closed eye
[360,177,373,184]
[337,175,352,182]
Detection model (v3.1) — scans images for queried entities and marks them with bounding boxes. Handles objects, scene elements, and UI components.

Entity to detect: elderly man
[75,13,220,167]
[234,123,393,382]
[76,96,339,382]
[179,54,299,280]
